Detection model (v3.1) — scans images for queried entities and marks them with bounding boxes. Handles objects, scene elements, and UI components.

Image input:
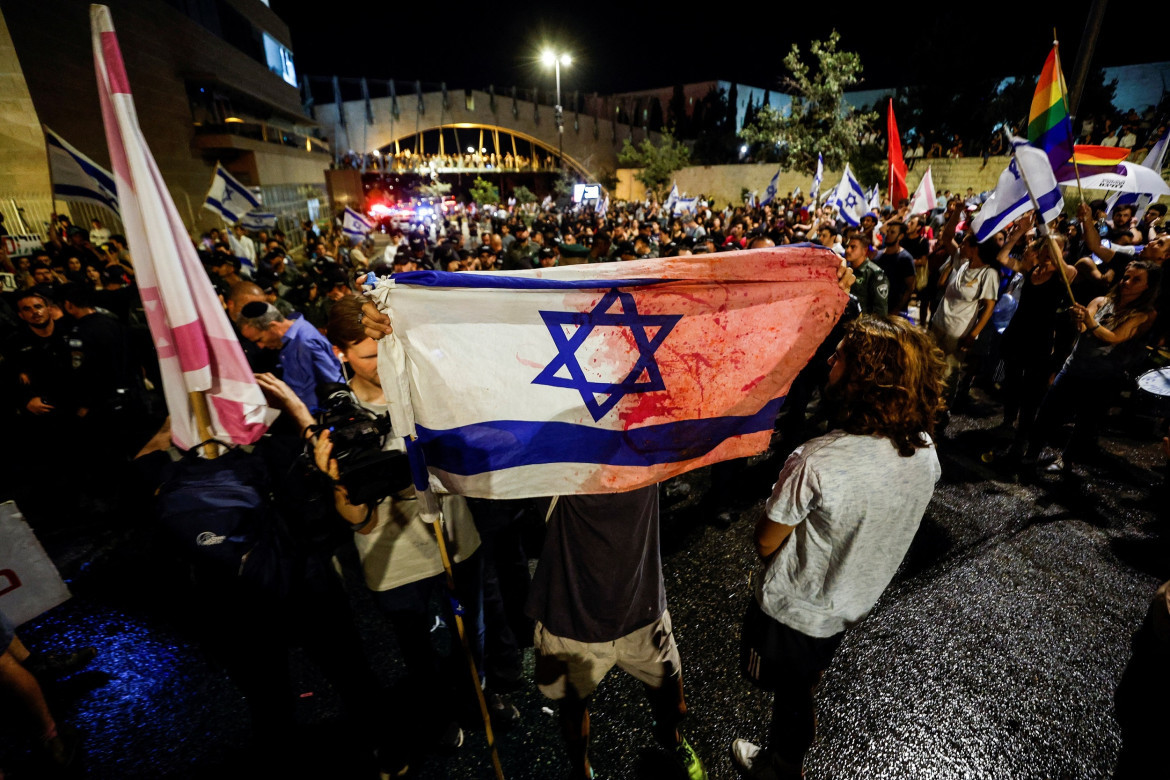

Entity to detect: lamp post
[541,49,571,170]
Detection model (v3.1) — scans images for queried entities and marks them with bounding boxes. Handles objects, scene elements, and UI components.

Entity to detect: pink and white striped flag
[907,166,938,217]
[91,5,275,450]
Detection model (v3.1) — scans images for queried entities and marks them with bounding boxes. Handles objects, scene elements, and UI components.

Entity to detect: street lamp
[541,49,572,170]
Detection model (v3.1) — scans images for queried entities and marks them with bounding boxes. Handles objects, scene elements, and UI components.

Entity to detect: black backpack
[155,445,296,596]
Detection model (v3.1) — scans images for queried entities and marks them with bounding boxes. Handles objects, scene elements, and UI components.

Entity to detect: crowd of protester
[1,174,1168,778]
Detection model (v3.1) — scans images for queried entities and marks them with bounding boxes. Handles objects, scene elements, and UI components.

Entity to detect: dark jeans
[191,560,387,751]
[372,554,484,737]
[465,498,533,689]
[763,616,843,768]
[1001,349,1052,447]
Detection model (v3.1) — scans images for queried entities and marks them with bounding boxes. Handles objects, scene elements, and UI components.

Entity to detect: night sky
[271,1,1145,95]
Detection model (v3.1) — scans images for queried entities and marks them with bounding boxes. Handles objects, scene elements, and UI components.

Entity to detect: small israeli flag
[203,164,262,223]
[829,164,869,227]
[664,182,680,211]
[342,206,375,239]
[1106,126,1169,221]
[239,212,277,231]
[865,184,880,211]
[810,153,824,202]
[761,168,780,207]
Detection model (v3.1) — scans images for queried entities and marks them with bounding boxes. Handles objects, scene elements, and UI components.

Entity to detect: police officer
[843,232,890,316]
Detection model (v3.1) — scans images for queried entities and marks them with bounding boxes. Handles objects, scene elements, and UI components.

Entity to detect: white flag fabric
[368,250,847,499]
[674,197,698,215]
[664,182,679,211]
[203,163,262,224]
[829,164,868,227]
[44,126,120,216]
[866,184,880,211]
[342,206,374,239]
[239,211,276,231]
[907,167,938,216]
[810,153,824,202]
[1104,125,1170,219]
[971,138,1064,243]
[92,5,275,450]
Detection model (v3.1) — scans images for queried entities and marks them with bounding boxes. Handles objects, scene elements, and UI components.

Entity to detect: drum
[1136,367,1170,417]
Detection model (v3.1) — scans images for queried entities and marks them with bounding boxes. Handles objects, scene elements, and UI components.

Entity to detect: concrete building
[0,0,329,243]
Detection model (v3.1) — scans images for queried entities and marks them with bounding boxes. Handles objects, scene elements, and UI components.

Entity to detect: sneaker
[26,647,97,679]
[730,739,799,780]
[485,689,520,730]
[671,734,708,780]
[434,721,463,750]
[1044,456,1070,474]
[38,725,79,770]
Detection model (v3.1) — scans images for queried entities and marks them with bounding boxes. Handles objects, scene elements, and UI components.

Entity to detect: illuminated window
[262,32,297,87]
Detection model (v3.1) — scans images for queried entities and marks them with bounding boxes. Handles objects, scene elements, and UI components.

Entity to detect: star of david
[221,187,234,204]
[532,288,682,421]
[844,193,858,208]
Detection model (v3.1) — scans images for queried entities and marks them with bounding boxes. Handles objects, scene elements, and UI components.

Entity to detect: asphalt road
[1,393,1166,779]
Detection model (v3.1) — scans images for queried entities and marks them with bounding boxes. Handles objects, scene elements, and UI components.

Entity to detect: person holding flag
[809,154,824,205]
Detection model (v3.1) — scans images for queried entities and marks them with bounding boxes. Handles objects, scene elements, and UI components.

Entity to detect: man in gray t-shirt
[732,315,946,780]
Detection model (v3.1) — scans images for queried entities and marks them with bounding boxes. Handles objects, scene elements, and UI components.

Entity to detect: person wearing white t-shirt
[731,316,945,780]
[930,233,1000,409]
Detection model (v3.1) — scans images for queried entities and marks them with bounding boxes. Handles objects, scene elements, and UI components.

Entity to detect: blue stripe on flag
[414,396,786,475]
[973,186,1062,243]
[47,136,119,196]
[391,270,676,290]
[52,183,119,211]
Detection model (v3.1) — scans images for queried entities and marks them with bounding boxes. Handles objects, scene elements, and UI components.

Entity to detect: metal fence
[0,193,123,242]
[258,183,331,252]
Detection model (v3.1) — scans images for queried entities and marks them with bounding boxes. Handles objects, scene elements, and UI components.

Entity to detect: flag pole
[409,435,505,780]
[188,391,218,458]
[428,512,506,780]
[1054,32,1086,204]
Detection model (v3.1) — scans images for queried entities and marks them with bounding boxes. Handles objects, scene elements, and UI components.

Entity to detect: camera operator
[134,380,401,777]
[321,296,518,766]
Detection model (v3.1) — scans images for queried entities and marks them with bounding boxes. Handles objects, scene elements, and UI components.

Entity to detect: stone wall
[615,157,1017,207]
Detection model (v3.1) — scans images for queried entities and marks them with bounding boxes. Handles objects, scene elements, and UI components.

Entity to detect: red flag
[887,99,908,205]
[91,5,275,449]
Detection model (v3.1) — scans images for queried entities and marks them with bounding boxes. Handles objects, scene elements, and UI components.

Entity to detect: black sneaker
[26,647,97,679]
[485,689,520,730]
[434,720,463,750]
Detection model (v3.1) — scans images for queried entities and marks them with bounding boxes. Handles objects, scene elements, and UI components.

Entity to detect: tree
[739,30,877,174]
[512,184,537,205]
[468,177,499,205]
[617,130,692,199]
[553,170,578,199]
[692,86,737,164]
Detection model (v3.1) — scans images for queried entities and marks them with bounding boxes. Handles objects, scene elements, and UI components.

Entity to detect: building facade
[0,0,329,243]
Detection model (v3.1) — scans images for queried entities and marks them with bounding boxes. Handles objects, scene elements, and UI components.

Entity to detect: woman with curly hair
[732,315,946,780]
[1025,260,1161,472]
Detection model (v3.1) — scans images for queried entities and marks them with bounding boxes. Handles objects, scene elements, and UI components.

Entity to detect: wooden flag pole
[429,507,506,780]
[188,391,218,459]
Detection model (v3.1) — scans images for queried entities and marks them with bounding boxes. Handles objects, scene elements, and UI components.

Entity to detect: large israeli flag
[810,153,824,202]
[970,137,1063,242]
[761,167,781,207]
[203,164,262,223]
[829,164,868,227]
[44,126,120,216]
[369,249,848,499]
[342,206,374,239]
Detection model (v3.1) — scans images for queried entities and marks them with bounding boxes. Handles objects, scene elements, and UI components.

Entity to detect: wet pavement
[1,391,1166,779]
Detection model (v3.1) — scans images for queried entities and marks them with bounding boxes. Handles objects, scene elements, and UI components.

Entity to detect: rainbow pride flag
[1027,46,1074,172]
[1070,145,1130,166]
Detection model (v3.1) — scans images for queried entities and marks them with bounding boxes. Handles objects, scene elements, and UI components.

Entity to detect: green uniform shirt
[850,260,890,316]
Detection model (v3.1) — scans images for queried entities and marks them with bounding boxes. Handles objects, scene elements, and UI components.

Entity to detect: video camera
[311,383,413,506]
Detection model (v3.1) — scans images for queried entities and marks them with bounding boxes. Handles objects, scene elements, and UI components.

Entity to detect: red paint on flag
[100,32,131,95]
